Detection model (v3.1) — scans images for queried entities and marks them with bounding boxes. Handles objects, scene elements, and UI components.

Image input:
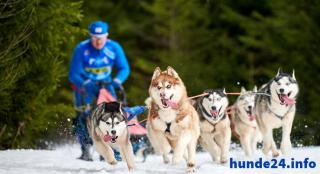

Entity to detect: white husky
[255,68,299,157]
[231,86,262,157]
[146,66,200,172]
[194,89,231,163]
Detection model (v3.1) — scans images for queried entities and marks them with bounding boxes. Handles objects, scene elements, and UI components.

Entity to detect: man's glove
[111,78,122,89]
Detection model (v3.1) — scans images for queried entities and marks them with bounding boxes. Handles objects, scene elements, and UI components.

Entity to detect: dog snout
[248,105,252,110]
[211,106,216,110]
[160,92,166,98]
[111,130,116,135]
[279,88,284,93]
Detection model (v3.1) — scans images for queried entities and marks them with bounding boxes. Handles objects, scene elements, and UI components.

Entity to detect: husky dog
[255,68,299,157]
[146,66,200,172]
[231,86,262,157]
[194,89,231,163]
[87,102,135,170]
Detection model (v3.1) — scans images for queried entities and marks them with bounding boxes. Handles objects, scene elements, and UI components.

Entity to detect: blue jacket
[69,39,130,89]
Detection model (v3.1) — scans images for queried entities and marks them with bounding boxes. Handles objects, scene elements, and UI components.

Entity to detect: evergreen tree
[0,0,83,149]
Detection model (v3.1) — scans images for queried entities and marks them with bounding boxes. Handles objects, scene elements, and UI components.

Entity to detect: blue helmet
[89,21,109,38]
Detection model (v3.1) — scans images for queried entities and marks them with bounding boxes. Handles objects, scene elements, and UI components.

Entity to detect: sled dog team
[89,66,299,172]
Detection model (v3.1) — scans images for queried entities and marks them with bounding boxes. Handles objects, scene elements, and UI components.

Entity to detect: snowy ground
[0,144,319,174]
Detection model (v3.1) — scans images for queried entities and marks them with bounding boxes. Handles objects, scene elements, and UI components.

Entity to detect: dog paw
[221,159,228,164]
[163,154,170,164]
[172,156,182,164]
[128,166,135,171]
[187,163,196,173]
[262,148,269,156]
[272,151,280,158]
[109,160,117,165]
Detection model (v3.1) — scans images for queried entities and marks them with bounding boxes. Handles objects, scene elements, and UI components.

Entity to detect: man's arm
[113,42,130,84]
[69,45,86,89]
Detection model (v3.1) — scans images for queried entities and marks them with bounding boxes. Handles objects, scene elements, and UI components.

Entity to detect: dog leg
[216,129,231,163]
[251,129,260,156]
[120,141,136,171]
[186,137,197,172]
[147,124,171,163]
[200,134,221,162]
[262,128,279,157]
[240,134,252,157]
[93,141,117,165]
[261,128,271,156]
[172,131,191,164]
[281,114,294,156]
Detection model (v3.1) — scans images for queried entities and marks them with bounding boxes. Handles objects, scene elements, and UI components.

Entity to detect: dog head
[200,89,229,121]
[92,102,127,143]
[149,66,187,110]
[236,86,257,121]
[269,68,299,105]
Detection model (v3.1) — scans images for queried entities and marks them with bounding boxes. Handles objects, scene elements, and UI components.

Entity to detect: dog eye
[157,86,161,90]
[115,122,120,125]
[217,98,221,101]
[277,82,281,85]
[166,84,171,89]
[106,122,111,125]
[286,83,290,86]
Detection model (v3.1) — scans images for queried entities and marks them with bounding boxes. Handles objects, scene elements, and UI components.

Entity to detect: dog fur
[254,68,299,157]
[146,66,200,172]
[87,102,135,170]
[194,89,231,163]
[231,86,262,157]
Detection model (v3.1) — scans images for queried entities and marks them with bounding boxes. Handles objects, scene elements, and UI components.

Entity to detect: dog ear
[152,67,161,80]
[167,66,179,78]
[276,67,283,76]
[94,102,106,115]
[253,85,258,93]
[241,87,246,94]
[292,69,296,80]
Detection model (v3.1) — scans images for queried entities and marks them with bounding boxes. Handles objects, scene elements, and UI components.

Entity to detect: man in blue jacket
[69,21,130,161]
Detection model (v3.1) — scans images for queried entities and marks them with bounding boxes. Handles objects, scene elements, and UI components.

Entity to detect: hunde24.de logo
[230,157,317,169]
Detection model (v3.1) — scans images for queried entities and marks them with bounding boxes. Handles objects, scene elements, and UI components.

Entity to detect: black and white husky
[194,89,231,163]
[231,86,262,157]
[254,69,299,157]
[87,102,135,170]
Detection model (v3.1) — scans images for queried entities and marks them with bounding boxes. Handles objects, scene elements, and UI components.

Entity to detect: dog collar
[267,103,294,120]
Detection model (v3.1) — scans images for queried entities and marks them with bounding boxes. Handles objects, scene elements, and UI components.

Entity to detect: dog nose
[160,92,165,97]
[279,88,284,93]
[248,106,252,110]
[111,130,116,135]
[211,106,216,110]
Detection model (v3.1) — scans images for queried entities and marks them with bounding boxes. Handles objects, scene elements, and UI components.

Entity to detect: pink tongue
[165,100,178,109]
[282,95,296,105]
[249,115,256,121]
[103,134,112,142]
[210,110,218,118]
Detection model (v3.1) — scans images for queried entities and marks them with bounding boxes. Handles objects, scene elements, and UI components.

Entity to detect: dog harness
[268,104,294,120]
[165,122,171,133]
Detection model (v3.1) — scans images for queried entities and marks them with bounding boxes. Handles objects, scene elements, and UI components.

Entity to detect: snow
[0,144,319,174]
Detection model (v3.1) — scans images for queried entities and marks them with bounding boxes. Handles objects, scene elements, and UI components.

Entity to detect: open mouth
[245,109,255,121]
[277,92,295,105]
[160,94,177,108]
[210,107,221,119]
[161,98,169,108]
[103,134,118,143]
